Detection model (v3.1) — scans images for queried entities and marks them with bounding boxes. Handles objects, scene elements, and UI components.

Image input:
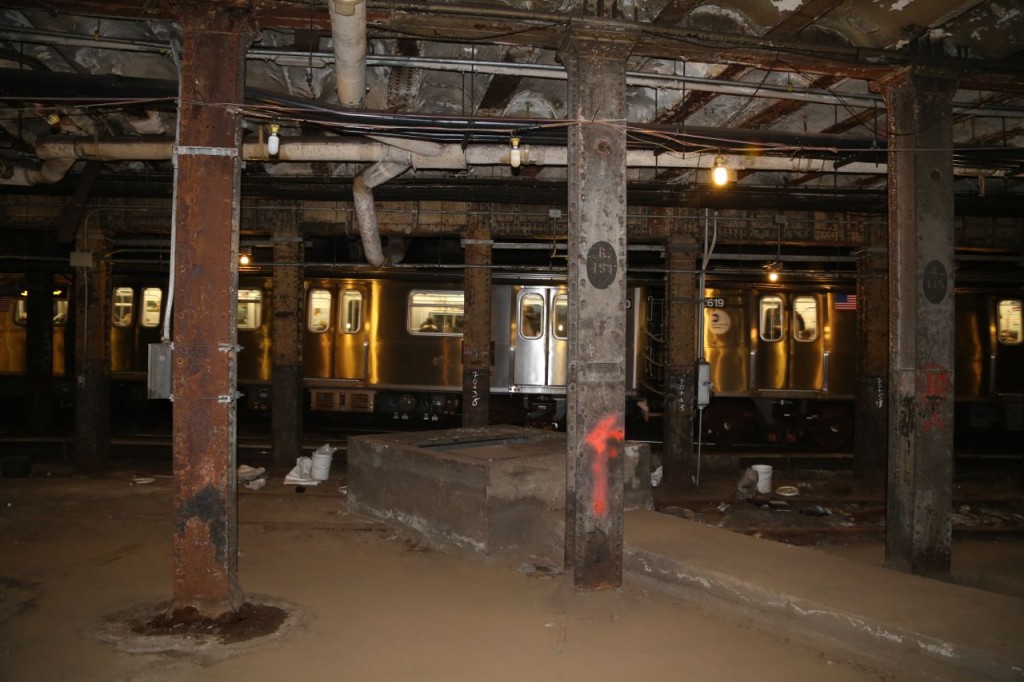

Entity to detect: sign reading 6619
[703,297,726,308]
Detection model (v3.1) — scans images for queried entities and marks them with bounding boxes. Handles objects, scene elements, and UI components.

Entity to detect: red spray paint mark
[585,414,624,517]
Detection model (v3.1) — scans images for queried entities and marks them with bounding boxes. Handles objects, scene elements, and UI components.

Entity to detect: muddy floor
[1,467,1020,681]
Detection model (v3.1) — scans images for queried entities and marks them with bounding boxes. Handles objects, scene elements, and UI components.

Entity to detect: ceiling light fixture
[711,155,729,187]
[267,123,280,156]
[239,251,252,266]
[509,137,521,168]
[765,260,783,282]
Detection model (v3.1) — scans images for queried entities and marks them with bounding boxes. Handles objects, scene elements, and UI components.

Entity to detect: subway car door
[334,285,370,382]
[512,287,558,388]
[787,294,824,390]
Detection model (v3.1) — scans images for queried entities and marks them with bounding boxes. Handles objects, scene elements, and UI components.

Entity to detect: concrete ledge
[624,509,1024,681]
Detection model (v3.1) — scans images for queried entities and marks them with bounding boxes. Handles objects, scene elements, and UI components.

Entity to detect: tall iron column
[559,22,634,591]
[878,68,958,576]
[169,6,253,618]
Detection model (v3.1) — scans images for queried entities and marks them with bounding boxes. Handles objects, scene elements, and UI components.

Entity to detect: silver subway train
[1,271,1021,450]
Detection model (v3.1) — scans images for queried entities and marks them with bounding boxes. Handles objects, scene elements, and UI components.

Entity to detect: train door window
[408,290,465,335]
[141,288,162,328]
[552,294,568,339]
[112,287,134,327]
[53,296,69,326]
[792,296,818,342]
[237,289,262,331]
[519,293,544,339]
[12,291,69,326]
[759,295,784,342]
[308,288,332,333]
[340,290,362,333]
[13,292,26,324]
[997,299,1022,345]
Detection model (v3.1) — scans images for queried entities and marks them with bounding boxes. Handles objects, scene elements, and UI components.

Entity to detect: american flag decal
[835,294,858,310]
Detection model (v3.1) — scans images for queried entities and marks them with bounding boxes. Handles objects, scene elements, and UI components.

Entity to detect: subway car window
[308,288,332,333]
[552,294,568,340]
[792,296,818,342]
[112,287,134,327]
[13,295,26,324]
[53,298,69,326]
[760,295,784,342]
[408,290,465,335]
[141,288,162,328]
[237,289,262,331]
[997,299,1022,345]
[519,293,544,339]
[340,290,362,333]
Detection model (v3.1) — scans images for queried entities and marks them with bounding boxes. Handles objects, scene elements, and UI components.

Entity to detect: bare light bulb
[239,253,251,266]
[510,137,521,168]
[267,124,280,156]
[768,270,779,283]
[711,155,729,187]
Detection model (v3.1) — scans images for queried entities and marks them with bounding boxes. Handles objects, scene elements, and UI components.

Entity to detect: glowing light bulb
[267,124,280,156]
[510,137,521,168]
[711,155,729,187]
[239,252,251,266]
[768,270,779,283]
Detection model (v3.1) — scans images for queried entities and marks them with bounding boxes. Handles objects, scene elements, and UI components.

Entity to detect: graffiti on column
[471,369,480,408]
[917,363,951,433]
[584,414,624,517]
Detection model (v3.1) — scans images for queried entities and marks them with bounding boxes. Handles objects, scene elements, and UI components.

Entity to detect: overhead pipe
[352,157,411,266]
[24,136,912,176]
[327,0,367,108]
[0,157,76,186]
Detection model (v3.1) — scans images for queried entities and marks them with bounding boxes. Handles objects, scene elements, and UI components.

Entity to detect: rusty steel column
[878,68,958,577]
[854,222,888,481]
[559,23,634,591]
[272,224,304,470]
[663,228,699,483]
[462,209,492,428]
[73,240,111,474]
[169,7,253,619]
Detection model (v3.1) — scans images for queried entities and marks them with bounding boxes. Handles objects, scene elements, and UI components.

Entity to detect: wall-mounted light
[239,251,252,266]
[509,137,522,168]
[711,155,729,187]
[267,123,280,156]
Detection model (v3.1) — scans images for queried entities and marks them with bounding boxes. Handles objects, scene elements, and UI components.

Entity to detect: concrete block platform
[348,425,652,557]
[348,426,567,556]
[624,509,1024,681]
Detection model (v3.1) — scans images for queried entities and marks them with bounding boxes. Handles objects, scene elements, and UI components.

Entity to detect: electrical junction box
[148,342,172,400]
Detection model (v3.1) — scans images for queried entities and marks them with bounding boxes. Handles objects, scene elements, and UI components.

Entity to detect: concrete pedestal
[347,426,652,558]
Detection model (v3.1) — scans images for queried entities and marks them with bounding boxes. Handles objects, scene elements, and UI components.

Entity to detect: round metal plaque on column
[922,260,947,304]
[586,241,617,290]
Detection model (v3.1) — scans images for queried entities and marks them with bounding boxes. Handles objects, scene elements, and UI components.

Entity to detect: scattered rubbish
[734,467,759,501]
[295,485,306,494]
[311,443,338,481]
[518,556,562,578]
[131,477,155,485]
[544,622,555,628]
[799,505,832,517]
[663,506,696,520]
[796,482,813,492]
[284,456,319,486]
[237,465,266,482]
[338,486,348,495]
[650,465,663,488]
[767,499,790,510]
[716,502,731,513]
[245,478,266,491]
[775,485,799,497]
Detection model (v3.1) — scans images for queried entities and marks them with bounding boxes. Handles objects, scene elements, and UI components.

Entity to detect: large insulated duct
[352,159,411,267]
[0,157,76,186]
[327,0,367,108]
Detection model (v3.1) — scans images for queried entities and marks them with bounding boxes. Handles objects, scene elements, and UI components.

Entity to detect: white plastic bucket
[751,464,773,494]
[311,452,333,481]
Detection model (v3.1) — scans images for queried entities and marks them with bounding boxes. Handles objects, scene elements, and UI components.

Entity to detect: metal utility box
[147,341,172,399]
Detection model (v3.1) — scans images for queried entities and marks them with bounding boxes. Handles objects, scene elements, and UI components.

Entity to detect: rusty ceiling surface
[1,0,1023,212]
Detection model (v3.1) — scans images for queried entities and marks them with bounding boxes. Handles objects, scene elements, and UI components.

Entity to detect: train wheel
[702,403,753,446]
[807,405,853,450]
